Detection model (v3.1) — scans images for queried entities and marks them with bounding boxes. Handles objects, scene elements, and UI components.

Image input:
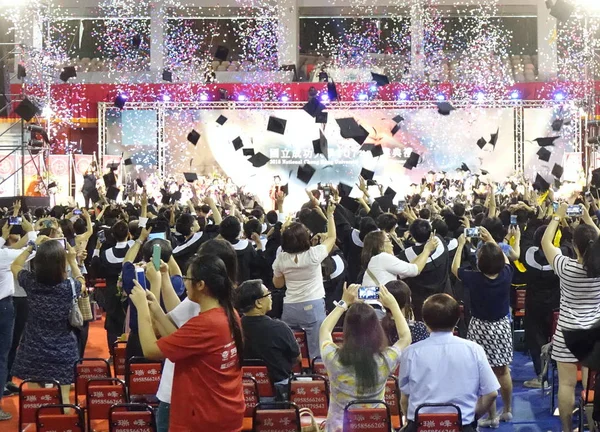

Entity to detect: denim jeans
[156,401,170,432]
[0,296,15,403]
[281,298,326,361]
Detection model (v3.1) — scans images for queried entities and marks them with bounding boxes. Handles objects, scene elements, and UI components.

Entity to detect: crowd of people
[0,169,600,432]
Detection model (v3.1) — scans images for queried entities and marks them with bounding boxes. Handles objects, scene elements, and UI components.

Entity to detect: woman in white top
[361,231,439,286]
[272,204,336,360]
[541,203,600,432]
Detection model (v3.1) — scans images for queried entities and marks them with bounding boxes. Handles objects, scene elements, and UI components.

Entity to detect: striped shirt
[552,254,600,362]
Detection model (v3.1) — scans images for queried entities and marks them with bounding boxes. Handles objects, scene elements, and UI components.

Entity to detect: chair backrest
[74,358,111,402]
[289,375,329,417]
[253,402,301,432]
[86,378,128,431]
[242,360,274,398]
[332,331,344,344]
[113,341,128,376]
[311,357,327,378]
[343,399,391,432]
[19,380,62,429]
[125,357,162,403]
[109,403,156,432]
[36,404,85,432]
[385,376,401,417]
[293,329,310,361]
[414,403,462,432]
[243,376,260,418]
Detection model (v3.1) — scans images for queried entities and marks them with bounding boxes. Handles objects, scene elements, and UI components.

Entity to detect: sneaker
[0,410,12,421]
[524,377,543,389]
[477,417,500,428]
[498,412,513,422]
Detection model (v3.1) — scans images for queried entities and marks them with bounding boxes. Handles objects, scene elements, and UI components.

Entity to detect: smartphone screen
[98,230,106,243]
[465,227,480,238]
[510,215,517,225]
[358,286,379,300]
[152,244,161,271]
[148,232,166,241]
[135,267,147,290]
[73,209,82,216]
[8,216,22,225]
[566,205,583,217]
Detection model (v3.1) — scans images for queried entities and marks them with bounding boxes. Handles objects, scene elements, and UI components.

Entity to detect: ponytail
[584,238,600,278]
[220,287,245,368]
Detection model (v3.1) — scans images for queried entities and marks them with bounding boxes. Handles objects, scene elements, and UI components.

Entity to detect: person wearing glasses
[236,279,301,401]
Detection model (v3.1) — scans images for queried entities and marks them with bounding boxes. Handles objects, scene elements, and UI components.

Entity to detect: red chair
[579,369,598,432]
[332,331,344,344]
[385,376,403,430]
[36,404,85,432]
[113,340,128,377]
[109,403,156,432]
[293,329,310,370]
[289,375,329,417]
[343,399,391,432]
[514,288,526,317]
[19,379,62,431]
[414,403,462,432]
[253,402,301,432]
[243,359,275,398]
[86,378,128,432]
[311,357,327,378]
[125,356,162,406]
[242,376,260,431]
[74,357,111,407]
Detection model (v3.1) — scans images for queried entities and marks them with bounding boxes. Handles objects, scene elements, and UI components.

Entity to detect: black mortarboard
[187,129,200,145]
[162,70,172,82]
[593,168,600,188]
[184,172,198,182]
[550,0,574,21]
[374,195,394,212]
[315,111,328,124]
[243,148,255,157]
[533,174,550,192]
[477,137,487,149]
[537,147,552,162]
[327,81,338,101]
[535,136,560,147]
[248,152,270,168]
[267,116,287,135]
[459,163,470,172]
[303,98,325,118]
[554,179,562,189]
[481,169,489,176]
[214,45,229,61]
[232,137,243,151]
[59,66,77,82]
[47,182,57,189]
[336,118,369,144]
[403,152,420,170]
[371,72,389,87]
[171,191,182,203]
[15,98,40,121]
[312,130,328,160]
[338,183,353,198]
[360,168,375,181]
[340,196,360,213]
[106,186,120,201]
[384,187,397,199]
[136,178,143,188]
[371,145,384,158]
[489,128,499,147]
[391,124,401,136]
[359,143,375,152]
[297,164,316,184]
[216,115,228,126]
[437,102,455,116]
[103,171,116,187]
[114,94,127,109]
[392,115,404,123]
[552,163,564,179]
[552,119,564,132]
[160,189,170,205]
[107,162,120,171]
[124,158,133,166]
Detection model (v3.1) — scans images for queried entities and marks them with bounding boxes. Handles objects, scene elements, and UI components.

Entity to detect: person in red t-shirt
[129,254,245,432]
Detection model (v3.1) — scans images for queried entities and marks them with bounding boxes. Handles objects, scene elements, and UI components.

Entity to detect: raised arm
[542,203,566,269]
[160,259,181,312]
[205,195,222,225]
[321,202,337,253]
[319,284,357,347]
[379,284,411,350]
[124,227,151,264]
[129,281,164,360]
[410,233,439,274]
[451,234,466,279]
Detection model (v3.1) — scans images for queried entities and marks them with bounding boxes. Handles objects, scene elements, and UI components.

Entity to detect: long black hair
[574,224,600,278]
[187,254,244,366]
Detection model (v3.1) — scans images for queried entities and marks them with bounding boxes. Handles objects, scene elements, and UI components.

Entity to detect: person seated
[399,294,499,432]
[381,280,429,344]
[236,279,300,400]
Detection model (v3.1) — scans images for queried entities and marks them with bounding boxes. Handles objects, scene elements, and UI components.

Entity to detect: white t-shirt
[272,244,328,304]
[156,298,201,403]
[362,252,419,286]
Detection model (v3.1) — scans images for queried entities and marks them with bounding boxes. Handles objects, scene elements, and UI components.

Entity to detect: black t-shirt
[241,315,300,383]
[459,264,513,321]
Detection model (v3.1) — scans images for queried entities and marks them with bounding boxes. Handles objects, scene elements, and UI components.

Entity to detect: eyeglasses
[182,276,196,282]
[256,292,272,300]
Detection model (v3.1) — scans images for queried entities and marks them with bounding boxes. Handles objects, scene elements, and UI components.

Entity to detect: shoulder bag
[68,278,84,329]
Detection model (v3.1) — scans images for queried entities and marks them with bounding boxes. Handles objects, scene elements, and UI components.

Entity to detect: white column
[410,1,425,79]
[537,0,558,81]
[150,0,165,80]
[276,0,299,68]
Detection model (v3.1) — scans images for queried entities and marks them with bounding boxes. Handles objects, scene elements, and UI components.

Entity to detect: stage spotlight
[320,94,329,103]
[510,90,521,100]
[357,93,369,101]
[436,94,446,101]
[114,93,128,109]
[475,92,486,102]
[27,124,45,134]
[369,85,378,93]
[41,106,54,119]
[398,91,409,101]
[237,94,247,102]
[200,93,209,101]
[554,92,566,101]
[29,139,44,155]
[161,94,171,102]
[280,95,290,102]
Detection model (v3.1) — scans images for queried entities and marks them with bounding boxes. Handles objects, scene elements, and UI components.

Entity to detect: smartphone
[553,201,559,212]
[53,237,67,249]
[465,227,480,238]
[98,230,106,243]
[358,286,380,300]
[398,201,406,211]
[148,232,166,241]
[152,244,161,271]
[8,216,22,225]
[135,267,147,290]
[567,205,583,217]
[510,215,517,226]
[73,209,82,216]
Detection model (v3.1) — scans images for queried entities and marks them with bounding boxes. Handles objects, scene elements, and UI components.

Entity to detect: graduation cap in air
[89,188,100,204]
[243,148,255,157]
[312,130,328,160]
[371,72,389,87]
[297,164,316,184]
[384,187,397,200]
[280,184,289,195]
[338,183,353,198]
[391,124,401,136]
[552,163,564,179]
[47,181,57,189]
[477,138,487,149]
[303,98,325,118]
[359,143,375,152]
[459,163,470,172]
[216,115,228,126]
[135,178,143,188]
[327,81,338,101]
[315,111,328,124]
[59,66,77,82]
[534,136,560,147]
[537,147,552,162]
[106,186,120,201]
[162,70,173,82]
[437,101,455,116]
[124,158,133,166]
[371,145,384,158]
[214,45,229,61]
[15,98,40,122]
[107,162,120,171]
[481,169,490,176]
[533,174,550,192]
[489,128,499,147]
[267,116,287,135]
[360,168,375,182]
[248,152,270,168]
[374,194,394,212]
[103,171,116,187]
[392,115,404,123]
[549,0,574,21]
[403,152,420,170]
[232,137,243,151]
[340,196,360,213]
[336,118,369,145]
[552,119,564,132]
[187,129,200,145]
[183,172,198,183]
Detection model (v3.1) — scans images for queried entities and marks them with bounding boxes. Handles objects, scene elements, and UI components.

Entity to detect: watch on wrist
[27,240,37,251]
[553,216,561,222]
[334,300,348,311]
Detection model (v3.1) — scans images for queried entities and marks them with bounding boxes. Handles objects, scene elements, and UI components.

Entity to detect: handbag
[366,269,381,286]
[78,287,93,322]
[299,408,324,432]
[68,278,84,329]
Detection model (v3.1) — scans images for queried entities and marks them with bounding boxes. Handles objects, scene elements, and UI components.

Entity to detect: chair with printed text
[86,377,128,432]
[19,379,62,432]
[242,376,260,431]
[385,375,403,430]
[74,357,112,408]
[414,403,462,432]
[289,374,329,426]
[113,340,128,377]
[292,328,310,371]
[109,403,156,432]
[36,404,85,432]
[243,359,275,398]
[253,402,301,432]
[125,356,163,407]
[343,399,392,432]
[311,357,327,378]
